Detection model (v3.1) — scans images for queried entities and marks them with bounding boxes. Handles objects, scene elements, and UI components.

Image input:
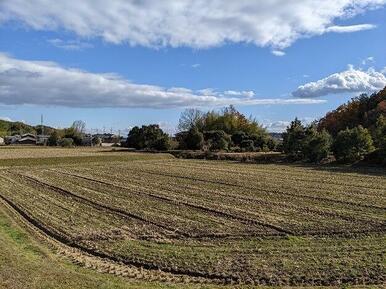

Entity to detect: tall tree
[178,109,204,131]
[282,118,306,159]
[71,120,86,134]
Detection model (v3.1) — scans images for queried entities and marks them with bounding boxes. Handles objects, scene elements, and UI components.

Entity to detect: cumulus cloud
[0,53,325,108]
[292,66,386,98]
[265,117,316,132]
[0,1,384,50]
[265,121,291,133]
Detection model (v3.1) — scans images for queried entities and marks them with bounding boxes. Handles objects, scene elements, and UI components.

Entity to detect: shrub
[58,138,74,148]
[332,126,374,163]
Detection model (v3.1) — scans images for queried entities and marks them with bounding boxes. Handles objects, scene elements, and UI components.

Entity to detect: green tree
[126,124,170,151]
[177,127,204,150]
[240,139,255,152]
[47,131,59,146]
[374,115,386,164]
[63,120,86,146]
[332,126,374,163]
[231,131,247,147]
[204,130,231,151]
[282,118,306,159]
[303,126,332,163]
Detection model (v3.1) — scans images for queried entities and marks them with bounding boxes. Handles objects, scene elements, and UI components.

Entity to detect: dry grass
[0,147,385,287]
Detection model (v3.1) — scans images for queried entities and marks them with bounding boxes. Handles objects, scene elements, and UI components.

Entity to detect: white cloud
[265,117,316,132]
[292,66,386,98]
[0,53,325,108]
[0,116,12,122]
[272,50,286,57]
[223,90,255,98]
[324,24,376,33]
[191,63,200,68]
[361,56,375,65]
[47,38,93,50]
[0,1,384,50]
[265,121,291,133]
[157,121,177,135]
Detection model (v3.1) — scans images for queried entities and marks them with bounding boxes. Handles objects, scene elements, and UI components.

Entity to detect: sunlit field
[0,148,384,288]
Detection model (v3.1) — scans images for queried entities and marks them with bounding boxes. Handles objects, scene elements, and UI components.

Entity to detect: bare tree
[71,120,86,134]
[178,108,204,131]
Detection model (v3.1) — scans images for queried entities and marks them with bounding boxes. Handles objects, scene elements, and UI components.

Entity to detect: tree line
[125,105,277,153]
[125,87,386,165]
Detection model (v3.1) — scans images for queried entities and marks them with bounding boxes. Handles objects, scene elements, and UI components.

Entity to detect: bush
[332,126,374,163]
[58,138,74,148]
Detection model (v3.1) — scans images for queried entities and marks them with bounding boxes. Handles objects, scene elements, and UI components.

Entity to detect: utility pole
[41,114,44,136]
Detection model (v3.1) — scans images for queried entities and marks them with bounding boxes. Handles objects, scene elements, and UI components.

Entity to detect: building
[4,135,21,145]
[36,134,50,145]
[0,137,4,145]
[17,133,37,145]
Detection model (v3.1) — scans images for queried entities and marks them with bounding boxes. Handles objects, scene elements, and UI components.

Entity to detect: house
[36,134,50,145]
[0,137,4,145]
[5,135,21,145]
[17,133,37,145]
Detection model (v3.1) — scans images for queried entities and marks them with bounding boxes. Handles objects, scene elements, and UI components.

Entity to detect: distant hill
[269,132,283,140]
[0,119,55,137]
[318,87,386,136]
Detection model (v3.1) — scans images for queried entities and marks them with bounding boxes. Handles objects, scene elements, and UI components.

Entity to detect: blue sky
[0,1,385,133]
